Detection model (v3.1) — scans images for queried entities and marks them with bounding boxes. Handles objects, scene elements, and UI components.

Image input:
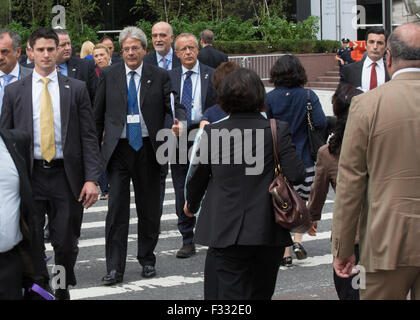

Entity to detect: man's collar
[182,61,199,74]
[32,68,58,81]
[125,62,143,76]
[156,47,173,61]
[364,55,384,68]
[392,68,420,79]
[0,62,19,77]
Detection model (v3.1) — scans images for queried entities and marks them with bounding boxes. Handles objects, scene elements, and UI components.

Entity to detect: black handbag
[306,90,326,162]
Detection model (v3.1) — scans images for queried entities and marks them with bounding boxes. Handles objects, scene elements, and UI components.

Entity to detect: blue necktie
[181,71,194,126]
[0,74,14,116]
[127,71,143,151]
[161,57,168,70]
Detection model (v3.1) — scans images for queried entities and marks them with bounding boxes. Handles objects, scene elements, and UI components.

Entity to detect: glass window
[391,0,420,26]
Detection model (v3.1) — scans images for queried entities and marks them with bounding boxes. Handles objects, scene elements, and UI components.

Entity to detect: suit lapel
[67,58,77,78]
[140,64,153,110]
[21,76,34,146]
[200,63,209,107]
[113,64,128,121]
[58,73,71,150]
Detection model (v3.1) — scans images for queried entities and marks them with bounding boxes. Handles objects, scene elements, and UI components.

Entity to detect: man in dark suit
[94,26,186,285]
[18,40,34,67]
[0,28,101,300]
[198,29,228,69]
[0,128,50,300]
[0,30,33,117]
[54,29,97,102]
[143,21,182,225]
[99,36,122,65]
[169,33,217,258]
[339,27,390,91]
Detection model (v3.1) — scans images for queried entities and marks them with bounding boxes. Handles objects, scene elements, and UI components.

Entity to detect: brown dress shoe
[176,243,196,258]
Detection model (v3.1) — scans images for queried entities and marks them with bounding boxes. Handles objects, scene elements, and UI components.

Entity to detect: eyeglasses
[177,45,197,53]
[122,46,142,53]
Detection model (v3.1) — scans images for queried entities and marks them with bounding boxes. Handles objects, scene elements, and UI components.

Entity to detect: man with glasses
[168,33,217,259]
[94,26,186,285]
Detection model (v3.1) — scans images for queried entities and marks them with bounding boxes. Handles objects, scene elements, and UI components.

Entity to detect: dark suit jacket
[143,50,182,69]
[0,73,101,200]
[168,62,217,119]
[339,57,390,88]
[198,45,229,69]
[94,62,187,169]
[66,56,98,103]
[186,114,306,248]
[0,128,48,286]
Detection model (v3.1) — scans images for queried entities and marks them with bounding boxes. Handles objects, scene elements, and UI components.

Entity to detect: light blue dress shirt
[0,136,23,253]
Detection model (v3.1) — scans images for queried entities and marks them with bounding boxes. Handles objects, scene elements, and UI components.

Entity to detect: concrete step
[317,76,340,82]
[307,81,339,89]
[325,71,340,77]
[306,86,336,92]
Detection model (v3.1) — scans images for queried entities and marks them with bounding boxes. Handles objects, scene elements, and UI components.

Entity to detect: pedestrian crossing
[43,174,337,300]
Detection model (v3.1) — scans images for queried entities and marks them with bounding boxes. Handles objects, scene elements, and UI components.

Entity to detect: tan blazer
[332,71,420,272]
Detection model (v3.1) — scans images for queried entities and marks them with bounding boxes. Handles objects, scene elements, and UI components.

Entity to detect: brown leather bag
[269,119,312,233]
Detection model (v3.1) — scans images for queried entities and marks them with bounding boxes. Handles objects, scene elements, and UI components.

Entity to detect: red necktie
[369,62,377,90]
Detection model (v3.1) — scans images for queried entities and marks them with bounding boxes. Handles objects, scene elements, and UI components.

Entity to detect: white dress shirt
[120,63,149,139]
[32,69,63,160]
[0,63,20,87]
[0,136,23,253]
[392,67,420,79]
[180,62,203,124]
[361,56,386,92]
[156,48,174,70]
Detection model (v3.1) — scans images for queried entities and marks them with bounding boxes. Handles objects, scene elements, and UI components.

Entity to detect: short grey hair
[174,33,198,50]
[388,30,420,62]
[0,29,22,52]
[119,26,147,49]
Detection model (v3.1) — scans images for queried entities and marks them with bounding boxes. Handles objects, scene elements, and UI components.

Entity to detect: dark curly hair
[218,68,265,114]
[269,54,308,88]
[328,83,363,155]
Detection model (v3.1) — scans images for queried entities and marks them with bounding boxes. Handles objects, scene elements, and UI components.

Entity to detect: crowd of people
[0,20,419,301]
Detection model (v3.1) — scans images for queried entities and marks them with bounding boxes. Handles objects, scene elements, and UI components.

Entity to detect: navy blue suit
[168,62,217,245]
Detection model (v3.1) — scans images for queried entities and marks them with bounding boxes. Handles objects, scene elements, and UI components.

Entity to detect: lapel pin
[65,85,70,89]
[147,80,151,84]
[72,68,76,72]
[204,74,208,79]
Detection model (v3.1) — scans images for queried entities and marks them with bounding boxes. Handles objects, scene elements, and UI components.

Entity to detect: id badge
[127,114,140,124]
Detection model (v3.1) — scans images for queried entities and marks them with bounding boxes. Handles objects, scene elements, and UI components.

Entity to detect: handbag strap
[270,119,282,175]
[306,89,315,131]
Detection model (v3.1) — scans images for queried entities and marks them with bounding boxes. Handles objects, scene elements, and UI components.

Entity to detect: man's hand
[171,118,184,137]
[78,181,99,209]
[333,254,358,278]
[184,201,194,218]
[307,221,318,236]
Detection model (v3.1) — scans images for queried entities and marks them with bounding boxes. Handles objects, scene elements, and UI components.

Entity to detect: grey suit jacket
[20,65,33,79]
[0,73,101,200]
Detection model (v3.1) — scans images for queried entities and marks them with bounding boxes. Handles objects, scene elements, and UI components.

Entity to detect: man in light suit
[94,26,185,285]
[169,33,217,258]
[0,30,32,116]
[332,23,420,300]
[339,27,390,91]
[0,28,101,300]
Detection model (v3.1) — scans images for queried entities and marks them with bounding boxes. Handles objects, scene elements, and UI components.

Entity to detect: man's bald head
[387,23,420,73]
[151,21,174,55]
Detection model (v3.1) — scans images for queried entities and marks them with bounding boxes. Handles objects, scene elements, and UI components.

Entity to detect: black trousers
[32,165,83,287]
[105,138,161,274]
[333,244,360,300]
[0,246,23,300]
[208,245,285,300]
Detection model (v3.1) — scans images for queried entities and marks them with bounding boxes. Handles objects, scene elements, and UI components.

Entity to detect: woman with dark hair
[307,83,363,300]
[266,54,327,267]
[199,61,239,127]
[184,68,306,299]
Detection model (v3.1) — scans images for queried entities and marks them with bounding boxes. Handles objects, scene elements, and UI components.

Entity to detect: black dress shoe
[101,270,123,286]
[142,265,156,278]
[54,288,70,300]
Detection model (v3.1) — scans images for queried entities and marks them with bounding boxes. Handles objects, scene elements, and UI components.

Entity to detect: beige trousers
[360,267,420,300]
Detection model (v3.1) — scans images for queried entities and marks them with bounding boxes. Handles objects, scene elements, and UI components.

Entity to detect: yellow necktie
[40,78,56,162]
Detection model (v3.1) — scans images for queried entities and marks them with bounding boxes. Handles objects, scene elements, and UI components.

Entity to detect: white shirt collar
[392,68,420,79]
[364,56,384,69]
[125,63,143,77]
[0,63,20,78]
[182,61,199,75]
[32,68,58,82]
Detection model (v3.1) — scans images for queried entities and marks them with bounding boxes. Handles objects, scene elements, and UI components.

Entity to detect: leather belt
[33,159,64,169]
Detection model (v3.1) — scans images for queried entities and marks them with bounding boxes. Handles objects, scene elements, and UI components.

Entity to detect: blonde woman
[93,44,111,77]
[80,40,94,60]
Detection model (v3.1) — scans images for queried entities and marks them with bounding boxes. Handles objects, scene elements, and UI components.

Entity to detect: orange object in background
[350,41,366,61]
